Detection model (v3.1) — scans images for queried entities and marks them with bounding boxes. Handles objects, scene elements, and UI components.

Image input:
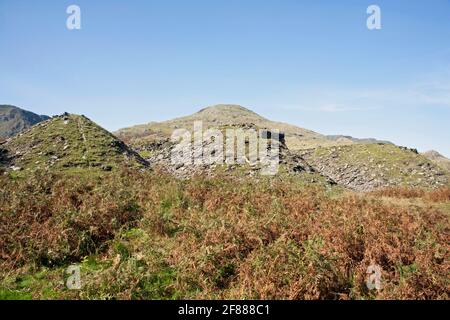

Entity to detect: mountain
[0,105,49,138]
[2,113,148,173]
[1,107,449,301]
[326,135,393,145]
[115,104,346,150]
[115,104,449,190]
[423,150,450,172]
[2,103,447,191]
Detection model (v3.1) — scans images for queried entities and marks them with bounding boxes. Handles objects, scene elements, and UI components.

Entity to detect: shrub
[1,169,449,299]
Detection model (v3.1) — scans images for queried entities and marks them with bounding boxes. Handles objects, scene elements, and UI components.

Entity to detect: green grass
[138,150,154,159]
[4,114,147,174]
[0,267,66,300]
[0,288,33,300]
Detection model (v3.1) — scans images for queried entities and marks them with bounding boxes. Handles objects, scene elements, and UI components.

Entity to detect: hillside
[0,105,49,138]
[2,113,148,173]
[115,104,450,191]
[115,104,349,151]
[1,106,450,301]
[423,150,450,172]
[326,135,393,145]
[144,123,327,181]
[1,168,449,300]
[298,144,449,191]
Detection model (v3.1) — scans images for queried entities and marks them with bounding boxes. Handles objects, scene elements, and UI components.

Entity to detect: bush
[0,170,142,268]
[1,169,449,299]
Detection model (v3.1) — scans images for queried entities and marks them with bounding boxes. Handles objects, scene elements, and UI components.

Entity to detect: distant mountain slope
[0,105,49,138]
[326,135,393,145]
[115,104,348,150]
[423,150,450,172]
[3,113,148,173]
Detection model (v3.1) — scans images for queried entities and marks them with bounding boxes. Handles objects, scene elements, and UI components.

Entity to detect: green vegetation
[1,168,449,300]
[302,143,449,190]
[1,105,449,300]
[3,114,147,174]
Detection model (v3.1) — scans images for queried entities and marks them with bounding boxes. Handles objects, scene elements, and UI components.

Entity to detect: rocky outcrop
[298,144,449,191]
[0,139,8,171]
[130,122,449,191]
[142,125,316,178]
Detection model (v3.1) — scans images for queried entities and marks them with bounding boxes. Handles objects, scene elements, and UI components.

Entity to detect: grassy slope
[1,169,449,300]
[300,144,450,190]
[3,114,147,174]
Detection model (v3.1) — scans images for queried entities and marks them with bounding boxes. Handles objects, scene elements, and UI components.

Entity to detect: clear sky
[1,0,449,156]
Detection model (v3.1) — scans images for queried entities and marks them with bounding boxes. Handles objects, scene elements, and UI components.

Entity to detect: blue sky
[1,0,449,156]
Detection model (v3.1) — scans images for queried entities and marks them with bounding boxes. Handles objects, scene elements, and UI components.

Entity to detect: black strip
[0,300,443,318]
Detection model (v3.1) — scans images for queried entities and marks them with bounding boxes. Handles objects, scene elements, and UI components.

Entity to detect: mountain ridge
[2,103,449,191]
[0,105,50,138]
